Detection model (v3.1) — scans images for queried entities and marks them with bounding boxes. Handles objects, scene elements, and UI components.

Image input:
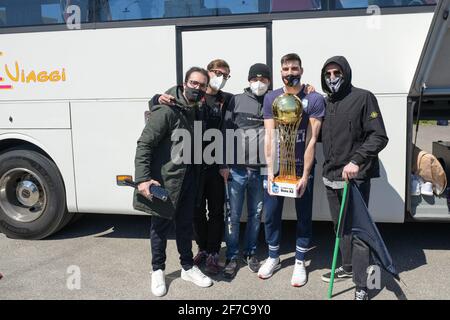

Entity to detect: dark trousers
[264,173,314,261]
[193,167,225,254]
[326,180,371,289]
[150,169,195,271]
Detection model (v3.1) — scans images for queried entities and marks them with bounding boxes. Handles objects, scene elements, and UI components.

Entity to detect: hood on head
[321,56,352,97]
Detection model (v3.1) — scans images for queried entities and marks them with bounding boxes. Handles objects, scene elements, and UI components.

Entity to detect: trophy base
[271,176,301,198]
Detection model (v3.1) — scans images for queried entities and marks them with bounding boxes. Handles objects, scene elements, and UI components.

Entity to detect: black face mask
[282,74,301,87]
[184,87,205,103]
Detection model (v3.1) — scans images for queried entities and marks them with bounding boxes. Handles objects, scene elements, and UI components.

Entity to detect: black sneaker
[354,288,369,300]
[223,259,239,279]
[321,266,353,283]
[246,255,260,273]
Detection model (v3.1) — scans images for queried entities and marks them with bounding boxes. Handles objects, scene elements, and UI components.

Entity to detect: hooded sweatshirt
[320,56,389,183]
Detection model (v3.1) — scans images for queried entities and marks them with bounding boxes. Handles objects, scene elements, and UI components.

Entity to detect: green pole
[327,181,349,299]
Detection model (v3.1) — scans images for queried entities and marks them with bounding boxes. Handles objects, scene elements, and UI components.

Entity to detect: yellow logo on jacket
[370,111,379,119]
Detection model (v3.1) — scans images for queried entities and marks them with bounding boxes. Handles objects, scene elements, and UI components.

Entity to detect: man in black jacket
[319,56,388,300]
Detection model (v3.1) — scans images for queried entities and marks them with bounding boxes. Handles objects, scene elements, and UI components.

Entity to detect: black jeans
[326,180,371,289]
[150,168,195,271]
[193,167,225,254]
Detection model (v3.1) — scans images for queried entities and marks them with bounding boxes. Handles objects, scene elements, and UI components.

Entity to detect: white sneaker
[151,269,167,297]
[291,260,307,287]
[411,175,422,196]
[421,181,434,196]
[181,266,213,288]
[258,257,281,279]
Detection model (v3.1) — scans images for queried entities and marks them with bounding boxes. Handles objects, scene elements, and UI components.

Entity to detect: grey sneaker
[223,259,239,279]
[354,288,369,300]
[245,255,260,273]
[321,266,353,283]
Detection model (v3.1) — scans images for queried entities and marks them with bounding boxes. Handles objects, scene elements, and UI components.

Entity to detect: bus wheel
[0,148,67,240]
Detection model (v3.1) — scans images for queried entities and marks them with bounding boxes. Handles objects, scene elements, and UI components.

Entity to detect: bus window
[0,0,92,27]
[0,6,5,26]
[203,0,260,14]
[42,3,65,24]
[271,0,322,12]
[98,0,164,21]
[335,0,436,9]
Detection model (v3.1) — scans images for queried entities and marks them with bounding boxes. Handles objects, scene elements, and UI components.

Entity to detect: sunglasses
[187,79,208,89]
[325,70,343,78]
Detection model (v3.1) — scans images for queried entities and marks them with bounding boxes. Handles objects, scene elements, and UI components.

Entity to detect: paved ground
[1,213,449,300]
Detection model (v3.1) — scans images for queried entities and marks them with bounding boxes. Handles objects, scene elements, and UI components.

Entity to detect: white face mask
[209,75,226,91]
[250,81,268,96]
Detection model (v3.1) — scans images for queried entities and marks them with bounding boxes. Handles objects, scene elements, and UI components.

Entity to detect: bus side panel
[369,95,407,223]
[0,129,77,212]
[0,26,176,101]
[0,102,70,129]
[271,13,433,94]
[71,100,150,214]
[68,25,177,214]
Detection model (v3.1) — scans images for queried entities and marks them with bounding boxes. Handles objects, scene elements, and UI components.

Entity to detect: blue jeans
[225,167,264,261]
[263,172,314,261]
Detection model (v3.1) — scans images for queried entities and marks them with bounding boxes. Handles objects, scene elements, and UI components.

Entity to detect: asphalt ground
[1,213,449,300]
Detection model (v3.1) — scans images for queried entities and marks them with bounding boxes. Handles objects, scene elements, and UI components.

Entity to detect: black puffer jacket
[321,56,389,181]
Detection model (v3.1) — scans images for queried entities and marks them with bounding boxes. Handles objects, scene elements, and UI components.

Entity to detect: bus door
[408,0,450,220]
[177,24,271,220]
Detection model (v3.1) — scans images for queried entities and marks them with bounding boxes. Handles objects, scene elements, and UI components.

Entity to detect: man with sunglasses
[134,67,213,297]
[319,56,388,300]
[150,59,233,276]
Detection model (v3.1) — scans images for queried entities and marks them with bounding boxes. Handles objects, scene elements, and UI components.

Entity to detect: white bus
[0,0,447,240]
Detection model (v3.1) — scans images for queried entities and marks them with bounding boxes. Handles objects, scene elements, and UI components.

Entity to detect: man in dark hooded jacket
[319,56,388,300]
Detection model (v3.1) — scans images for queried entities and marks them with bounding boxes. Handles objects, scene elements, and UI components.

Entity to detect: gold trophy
[270,93,303,198]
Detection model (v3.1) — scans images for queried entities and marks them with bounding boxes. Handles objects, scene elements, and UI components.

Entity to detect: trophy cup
[270,93,303,198]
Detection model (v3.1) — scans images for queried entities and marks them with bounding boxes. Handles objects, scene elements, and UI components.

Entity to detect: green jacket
[133,85,197,220]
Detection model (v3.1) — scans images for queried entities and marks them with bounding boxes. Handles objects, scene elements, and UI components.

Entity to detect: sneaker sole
[151,288,167,297]
[248,266,259,273]
[321,275,352,283]
[258,264,281,279]
[222,269,238,279]
[181,273,213,288]
[291,280,307,287]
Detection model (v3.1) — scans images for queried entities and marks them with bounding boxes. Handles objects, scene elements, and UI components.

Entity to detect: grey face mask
[326,76,344,94]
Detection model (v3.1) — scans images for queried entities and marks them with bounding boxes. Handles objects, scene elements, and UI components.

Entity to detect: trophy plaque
[270,93,303,198]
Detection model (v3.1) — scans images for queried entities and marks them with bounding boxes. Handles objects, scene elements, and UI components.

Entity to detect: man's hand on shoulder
[158,93,176,106]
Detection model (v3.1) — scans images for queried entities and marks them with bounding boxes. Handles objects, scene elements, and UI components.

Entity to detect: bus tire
[0,148,67,240]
